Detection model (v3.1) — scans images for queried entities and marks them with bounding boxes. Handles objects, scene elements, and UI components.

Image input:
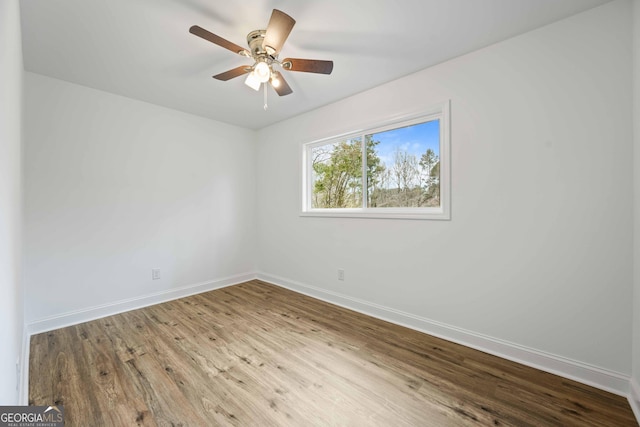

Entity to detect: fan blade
[282,58,333,74]
[213,66,251,81]
[189,25,249,56]
[271,71,292,96]
[262,9,296,56]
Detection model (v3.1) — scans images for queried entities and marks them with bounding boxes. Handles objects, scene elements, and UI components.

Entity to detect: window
[302,101,450,220]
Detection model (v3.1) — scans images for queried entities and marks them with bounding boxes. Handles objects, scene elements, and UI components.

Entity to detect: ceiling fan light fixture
[190,8,333,103]
[244,72,261,91]
[254,61,271,83]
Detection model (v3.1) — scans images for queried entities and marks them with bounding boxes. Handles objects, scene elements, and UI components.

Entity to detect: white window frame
[301,100,451,220]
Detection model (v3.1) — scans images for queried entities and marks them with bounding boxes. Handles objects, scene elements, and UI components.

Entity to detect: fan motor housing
[247,30,267,56]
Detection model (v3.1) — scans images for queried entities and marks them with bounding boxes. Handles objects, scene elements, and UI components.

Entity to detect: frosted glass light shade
[254,61,271,83]
[244,72,261,91]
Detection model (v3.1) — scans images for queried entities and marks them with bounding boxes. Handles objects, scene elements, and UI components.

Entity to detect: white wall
[24,73,256,325]
[257,0,633,379]
[0,0,24,404]
[632,0,640,418]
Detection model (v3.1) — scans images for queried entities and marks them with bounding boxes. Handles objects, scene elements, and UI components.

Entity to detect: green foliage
[312,139,363,208]
[418,148,440,206]
[365,135,384,207]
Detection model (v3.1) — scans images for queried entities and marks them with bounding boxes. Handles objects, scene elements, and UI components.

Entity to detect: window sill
[300,208,450,220]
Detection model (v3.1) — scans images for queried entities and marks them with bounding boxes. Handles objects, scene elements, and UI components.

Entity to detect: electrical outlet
[152,269,161,280]
[338,269,345,281]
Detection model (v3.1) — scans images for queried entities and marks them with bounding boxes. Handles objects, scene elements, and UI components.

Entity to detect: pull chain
[263,83,268,110]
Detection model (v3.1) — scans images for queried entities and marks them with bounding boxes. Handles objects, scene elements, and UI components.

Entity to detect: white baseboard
[19,325,30,405]
[256,272,631,397]
[26,272,256,336]
[21,271,634,407]
[630,377,640,424]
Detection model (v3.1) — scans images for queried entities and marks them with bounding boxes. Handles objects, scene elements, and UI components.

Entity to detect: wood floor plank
[30,280,638,426]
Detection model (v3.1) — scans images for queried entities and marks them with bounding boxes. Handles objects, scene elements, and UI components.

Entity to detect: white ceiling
[20,0,611,130]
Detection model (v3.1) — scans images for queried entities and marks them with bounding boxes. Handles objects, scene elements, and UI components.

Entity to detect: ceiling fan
[189,9,333,100]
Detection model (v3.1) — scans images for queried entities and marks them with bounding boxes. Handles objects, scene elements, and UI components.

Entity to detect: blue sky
[372,119,440,167]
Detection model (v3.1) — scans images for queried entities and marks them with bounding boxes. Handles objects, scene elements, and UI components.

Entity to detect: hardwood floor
[30,280,637,426]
